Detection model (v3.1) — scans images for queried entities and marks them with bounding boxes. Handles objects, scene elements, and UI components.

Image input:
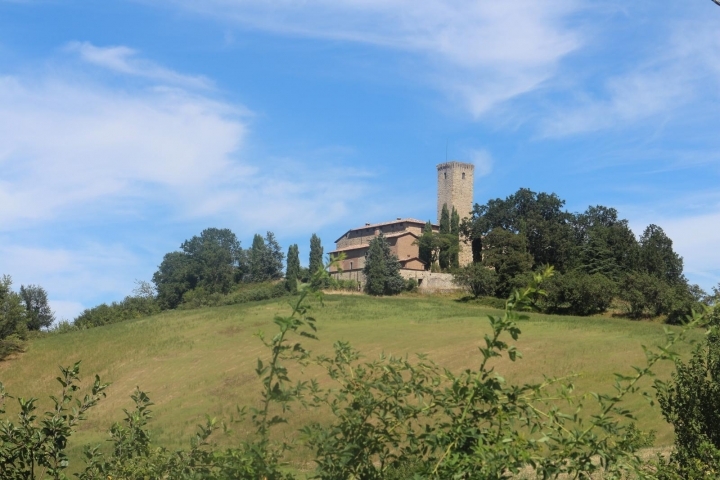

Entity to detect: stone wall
[331,269,463,294]
[436,161,474,267]
[400,270,462,293]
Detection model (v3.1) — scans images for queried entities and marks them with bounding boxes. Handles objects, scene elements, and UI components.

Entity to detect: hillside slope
[0,294,696,468]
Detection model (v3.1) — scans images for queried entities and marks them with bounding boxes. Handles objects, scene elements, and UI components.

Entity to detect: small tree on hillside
[286,244,300,293]
[0,275,27,358]
[19,285,55,330]
[309,234,324,275]
[153,251,194,310]
[181,228,244,294]
[363,235,405,296]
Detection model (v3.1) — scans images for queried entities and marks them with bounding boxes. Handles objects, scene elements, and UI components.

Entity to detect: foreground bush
[0,267,710,479]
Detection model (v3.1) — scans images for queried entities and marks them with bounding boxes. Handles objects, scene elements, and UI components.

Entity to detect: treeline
[450,188,705,321]
[0,276,54,358]
[62,229,331,331]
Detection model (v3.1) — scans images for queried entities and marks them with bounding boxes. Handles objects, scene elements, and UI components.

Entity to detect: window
[350,261,353,269]
[462,172,465,179]
[444,172,447,179]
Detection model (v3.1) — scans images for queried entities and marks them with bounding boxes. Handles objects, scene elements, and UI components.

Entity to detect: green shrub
[74,295,160,329]
[543,271,616,315]
[654,312,720,478]
[180,286,224,309]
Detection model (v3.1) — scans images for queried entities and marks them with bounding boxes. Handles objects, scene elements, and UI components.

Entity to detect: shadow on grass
[454,295,506,309]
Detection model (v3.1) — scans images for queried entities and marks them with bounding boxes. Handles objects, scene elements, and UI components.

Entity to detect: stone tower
[437,161,474,267]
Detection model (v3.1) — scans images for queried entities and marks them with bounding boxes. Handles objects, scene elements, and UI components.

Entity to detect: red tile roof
[334,218,438,243]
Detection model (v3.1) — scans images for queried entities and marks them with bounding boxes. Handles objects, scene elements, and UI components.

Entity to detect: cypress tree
[450,207,460,268]
[451,207,460,235]
[439,204,451,270]
[439,204,451,234]
[309,234,324,275]
[286,244,300,293]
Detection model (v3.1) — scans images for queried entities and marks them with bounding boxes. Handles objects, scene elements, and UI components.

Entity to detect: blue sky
[1,0,720,320]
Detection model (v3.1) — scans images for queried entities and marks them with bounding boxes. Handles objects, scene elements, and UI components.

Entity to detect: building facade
[329,218,437,284]
[329,161,475,288]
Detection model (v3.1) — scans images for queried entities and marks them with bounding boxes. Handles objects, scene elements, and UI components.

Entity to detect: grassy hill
[0,293,699,471]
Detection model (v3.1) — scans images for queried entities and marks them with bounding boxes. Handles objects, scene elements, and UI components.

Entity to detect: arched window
[462,172,466,179]
[444,172,447,179]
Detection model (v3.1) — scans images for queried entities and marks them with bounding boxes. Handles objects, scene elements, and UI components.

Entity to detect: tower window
[444,172,447,179]
[350,261,353,269]
[462,172,465,179]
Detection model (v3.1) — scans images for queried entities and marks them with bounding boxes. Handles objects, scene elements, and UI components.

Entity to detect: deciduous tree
[19,284,55,330]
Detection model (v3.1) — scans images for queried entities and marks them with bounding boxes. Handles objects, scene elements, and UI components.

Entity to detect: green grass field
[0,293,700,471]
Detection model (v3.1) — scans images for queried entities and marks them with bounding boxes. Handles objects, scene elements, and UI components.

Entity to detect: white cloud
[144,0,583,116]
[540,21,720,136]
[0,74,248,227]
[66,41,213,89]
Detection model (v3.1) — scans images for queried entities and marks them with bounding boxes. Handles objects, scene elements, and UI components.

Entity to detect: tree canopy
[461,188,695,319]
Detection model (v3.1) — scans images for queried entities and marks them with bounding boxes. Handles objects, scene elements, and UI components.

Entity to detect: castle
[329,161,475,290]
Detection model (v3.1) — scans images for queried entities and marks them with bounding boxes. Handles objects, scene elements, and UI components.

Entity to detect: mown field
[0,293,701,472]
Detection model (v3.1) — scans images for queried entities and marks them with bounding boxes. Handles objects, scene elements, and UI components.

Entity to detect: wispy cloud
[540,21,720,137]
[66,41,213,89]
[0,74,248,227]
[143,0,584,116]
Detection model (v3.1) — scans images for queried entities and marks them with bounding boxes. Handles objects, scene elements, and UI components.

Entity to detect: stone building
[329,218,438,283]
[329,161,475,291]
[437,161,474,266]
